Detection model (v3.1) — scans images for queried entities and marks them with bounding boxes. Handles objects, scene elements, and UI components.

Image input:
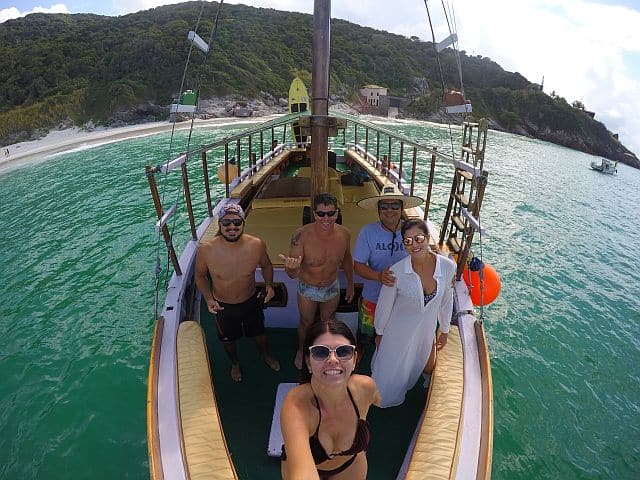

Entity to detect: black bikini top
[309,387,371,464]
[280,387,371,465]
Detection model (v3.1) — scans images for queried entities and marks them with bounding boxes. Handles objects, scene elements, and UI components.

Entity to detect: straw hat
[357,185,423,210]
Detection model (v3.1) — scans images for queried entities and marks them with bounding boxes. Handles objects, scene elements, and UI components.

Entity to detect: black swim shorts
[214,291,265,342]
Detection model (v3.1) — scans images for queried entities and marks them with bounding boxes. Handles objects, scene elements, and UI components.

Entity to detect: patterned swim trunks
[297,278,340,302]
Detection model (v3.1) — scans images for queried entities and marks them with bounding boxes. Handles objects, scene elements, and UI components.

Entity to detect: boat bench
[402,326,465,479]
[177,321,236,479]
[230,149,300,200]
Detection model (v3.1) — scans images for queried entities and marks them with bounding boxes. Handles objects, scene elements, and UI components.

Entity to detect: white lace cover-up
[371,253,456,408]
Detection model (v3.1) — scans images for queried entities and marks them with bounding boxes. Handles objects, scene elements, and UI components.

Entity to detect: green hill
[0,1,637,167]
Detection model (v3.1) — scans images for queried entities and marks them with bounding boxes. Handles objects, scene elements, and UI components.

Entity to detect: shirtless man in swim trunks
[279,193,355,370]
[195,204,280,381]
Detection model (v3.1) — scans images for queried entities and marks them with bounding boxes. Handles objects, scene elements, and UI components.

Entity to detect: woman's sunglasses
[402,234,427,246]
[315,210,338,217]
[309,344,356,361]
[219,218,244,227]
[378,201,402,211]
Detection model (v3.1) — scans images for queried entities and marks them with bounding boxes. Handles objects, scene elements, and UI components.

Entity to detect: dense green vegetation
[0,1,635,164]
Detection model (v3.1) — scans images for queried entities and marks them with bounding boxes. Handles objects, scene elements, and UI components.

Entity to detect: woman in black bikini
[281,319,380,480]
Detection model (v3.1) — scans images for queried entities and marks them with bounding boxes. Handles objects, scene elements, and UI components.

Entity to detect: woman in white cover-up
[371,218,456,408]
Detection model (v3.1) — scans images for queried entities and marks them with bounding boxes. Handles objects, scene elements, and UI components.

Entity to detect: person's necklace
[381,219,402,256]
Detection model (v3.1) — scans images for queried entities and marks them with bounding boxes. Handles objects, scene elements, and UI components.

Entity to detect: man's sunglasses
[315,210,338,217]
[309,344,356,361]
[403,234,427,246]
[219,218,244,227]
[378,201,402,211]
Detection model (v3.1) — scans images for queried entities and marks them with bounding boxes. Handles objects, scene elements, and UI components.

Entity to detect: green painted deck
[200,306,427,479]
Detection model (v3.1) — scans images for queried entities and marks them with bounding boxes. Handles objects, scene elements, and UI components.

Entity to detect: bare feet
[294,349,303,370]
[230,363,242,382]
[263,355,280,372]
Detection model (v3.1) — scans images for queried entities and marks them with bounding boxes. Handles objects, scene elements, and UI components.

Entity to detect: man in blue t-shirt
[353,185,423,340]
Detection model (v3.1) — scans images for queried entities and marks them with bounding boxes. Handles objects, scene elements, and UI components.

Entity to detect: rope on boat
[475,211,486,323]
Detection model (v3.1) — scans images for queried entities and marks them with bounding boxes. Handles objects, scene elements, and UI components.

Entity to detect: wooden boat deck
[172,154,476,479]
[196,313,433,479]
[202,163,383,261]
[174,316,466,479]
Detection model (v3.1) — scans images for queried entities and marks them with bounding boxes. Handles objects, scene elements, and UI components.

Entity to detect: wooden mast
[310,0,330,198]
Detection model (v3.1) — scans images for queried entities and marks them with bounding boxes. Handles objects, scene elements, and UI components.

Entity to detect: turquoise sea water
[1,121,638,479]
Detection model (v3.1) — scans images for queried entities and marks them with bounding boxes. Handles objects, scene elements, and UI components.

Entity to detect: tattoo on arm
[290,231,301,247]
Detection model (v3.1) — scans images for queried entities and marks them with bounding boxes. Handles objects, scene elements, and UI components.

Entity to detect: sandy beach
[0,116,276,173]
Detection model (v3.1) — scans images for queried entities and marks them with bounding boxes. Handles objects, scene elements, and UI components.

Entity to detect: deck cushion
[177,321,237,479]
[405,326,464,479]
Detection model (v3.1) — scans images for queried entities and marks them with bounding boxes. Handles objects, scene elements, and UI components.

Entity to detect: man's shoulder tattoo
[290,230,302,246]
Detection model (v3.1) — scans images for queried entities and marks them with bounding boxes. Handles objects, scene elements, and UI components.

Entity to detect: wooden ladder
[439,119,489,279]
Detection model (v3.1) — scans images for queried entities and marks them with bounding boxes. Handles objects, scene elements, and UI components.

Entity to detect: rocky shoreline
[7,93,639,170]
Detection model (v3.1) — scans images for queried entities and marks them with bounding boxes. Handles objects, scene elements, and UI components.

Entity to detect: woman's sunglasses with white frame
[308,344,356,361]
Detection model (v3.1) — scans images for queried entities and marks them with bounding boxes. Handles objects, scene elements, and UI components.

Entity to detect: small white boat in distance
[590,158,618,174]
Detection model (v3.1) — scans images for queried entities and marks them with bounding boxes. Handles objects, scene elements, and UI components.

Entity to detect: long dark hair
[300,319,357,383]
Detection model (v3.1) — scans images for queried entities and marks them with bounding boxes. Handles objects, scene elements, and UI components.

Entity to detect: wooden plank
[474,321,494,480]
[454,193,470,208]
[448,236,461,254]
[177,321,238,480]
[452,215,466,231]
[458,169,474,181]
[229,150,296,199]
[147,317,165,480]
[405,327,465,479]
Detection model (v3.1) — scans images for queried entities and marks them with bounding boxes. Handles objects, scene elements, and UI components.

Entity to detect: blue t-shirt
[353,222,407,302]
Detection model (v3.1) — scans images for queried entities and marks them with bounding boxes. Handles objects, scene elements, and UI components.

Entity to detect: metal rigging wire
[152,0,226,318]
[424,0,487,320]
[423,0,456,159]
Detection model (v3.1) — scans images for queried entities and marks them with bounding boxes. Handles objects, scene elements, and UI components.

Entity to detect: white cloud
[1,3,70,23]
[450,0,640,155]
[111,0,184,15]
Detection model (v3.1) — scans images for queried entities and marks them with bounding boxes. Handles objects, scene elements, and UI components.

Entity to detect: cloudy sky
[2,0,639,155]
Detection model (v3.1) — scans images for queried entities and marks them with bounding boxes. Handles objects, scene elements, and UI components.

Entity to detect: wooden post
[398,142,404,185]
[181,162,197,240]
[365,128,369,157]
[424,151,436,220]
[224,143,230,198]
[260,131,264,160]
[145,166,182,276]
[410,147,417,196]
[310,0,331,198]
[236,138,241,174]
[202,151,213,217]
[439,173,458,247]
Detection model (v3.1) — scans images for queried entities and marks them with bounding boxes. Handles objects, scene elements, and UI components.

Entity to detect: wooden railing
[146,112,479,276]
